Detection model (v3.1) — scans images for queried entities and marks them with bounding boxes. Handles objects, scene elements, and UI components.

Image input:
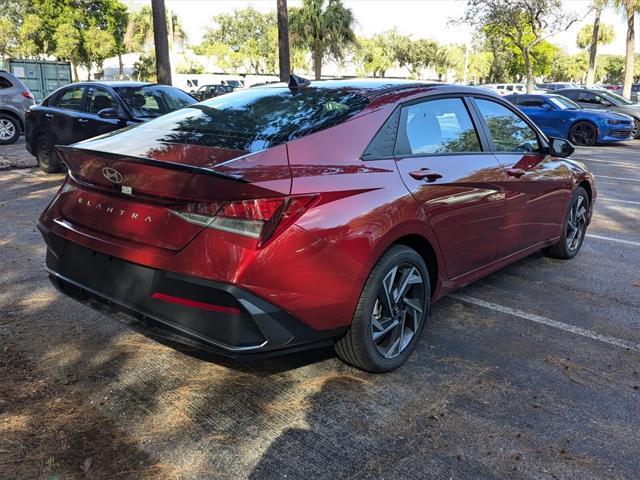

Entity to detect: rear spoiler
[56,145,249,183]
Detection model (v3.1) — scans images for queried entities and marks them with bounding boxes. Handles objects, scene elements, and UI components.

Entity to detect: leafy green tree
[395,37,440,79]
[53,21,83,80]
[355,31,401,78]
[548,51,588,82]
[0,17,17,58]
[133,53,156,81]
[289,0,356,79]
[106,0,129,78]
[199,8,275,74]
[467,51,494,84]
[577,22,614,49]
[434,44,465,81]
[464,0,580,92]
[85,27,115,77]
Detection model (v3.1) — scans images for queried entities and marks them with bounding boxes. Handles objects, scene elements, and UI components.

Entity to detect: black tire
[544,186,590,260]
[36,137,63,173]
[632,118,640,140]
[0,114,20,145]
[569,122,597,146]
[335,245,430,372]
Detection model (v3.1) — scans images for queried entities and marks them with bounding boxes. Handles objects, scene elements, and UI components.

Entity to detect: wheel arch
[569,118,599,136]
[0,108,23,132]
[391,234,439,298]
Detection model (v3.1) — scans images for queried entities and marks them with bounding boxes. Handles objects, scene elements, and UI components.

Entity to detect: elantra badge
[102,167,123,184]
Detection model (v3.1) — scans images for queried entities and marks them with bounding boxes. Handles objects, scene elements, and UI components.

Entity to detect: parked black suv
[25,81,196,172]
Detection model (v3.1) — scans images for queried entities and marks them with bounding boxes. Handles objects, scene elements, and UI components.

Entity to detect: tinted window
[560,91,579,101]
[53,87,85,111]
[475,99,540,153]
[0,76,12,89]
[87,87,121,114]
[132,87,370,153]
[113,85,195,118]
[519,98,545,107]
[396,98,481,155]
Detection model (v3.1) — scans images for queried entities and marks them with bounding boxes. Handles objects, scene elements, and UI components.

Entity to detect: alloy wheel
[566,195,588,251]
[0,119,16,141]
[371,263,425,359]
[38,142,51,167]
[570,123,596,146]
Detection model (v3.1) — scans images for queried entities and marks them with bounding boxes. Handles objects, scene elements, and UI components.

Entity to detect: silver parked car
[0,70,35,144]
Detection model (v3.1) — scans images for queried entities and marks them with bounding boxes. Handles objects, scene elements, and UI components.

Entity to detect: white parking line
[586,234,640,247]
[596,175,640,183]
[450,294,640,353]
[599,197,640,206]
[574,158,640,168]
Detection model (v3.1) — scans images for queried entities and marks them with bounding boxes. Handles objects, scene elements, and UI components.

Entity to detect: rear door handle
[409,169,442,182]
[44,113,54,119]
[77,118,88,125]
[506,167,525,178]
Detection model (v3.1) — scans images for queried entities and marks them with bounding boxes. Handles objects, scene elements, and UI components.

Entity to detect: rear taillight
[170,195,316,246]
[21,90,34,100]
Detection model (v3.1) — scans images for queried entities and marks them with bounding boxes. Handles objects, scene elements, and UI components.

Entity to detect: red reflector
[21,91,34,100]
[151,292,243,315]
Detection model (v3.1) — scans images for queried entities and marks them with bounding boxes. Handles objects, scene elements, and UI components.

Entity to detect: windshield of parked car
[131,86,370,153]
[113,85,196,118]
[549,96,580,110]
[599,91,635,106]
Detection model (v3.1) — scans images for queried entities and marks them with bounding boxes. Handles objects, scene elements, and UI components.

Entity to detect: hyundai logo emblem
[102,167,123,184]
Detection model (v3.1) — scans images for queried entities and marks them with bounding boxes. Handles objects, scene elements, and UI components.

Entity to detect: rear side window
[0,76,12,89]
[396,98,481,155]
[53,87,85,111]
[474,99,540,153]
[133,87,370,152]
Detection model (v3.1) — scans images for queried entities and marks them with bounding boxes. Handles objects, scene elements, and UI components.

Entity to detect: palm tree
[616,0,638,98]
[277,0,291,81]
[125,5,187,53]
[584,0,609,87]
[289,0,356,80]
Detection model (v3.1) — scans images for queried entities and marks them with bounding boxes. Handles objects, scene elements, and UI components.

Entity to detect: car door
[45,85,88,146]
[84,86,128,138]
[471,97,573,257]
[515,98,561,137]
[394,96,507,279]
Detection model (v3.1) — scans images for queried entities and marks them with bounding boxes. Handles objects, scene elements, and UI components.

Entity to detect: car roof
[253,78,500,102]
[73,80,154,88]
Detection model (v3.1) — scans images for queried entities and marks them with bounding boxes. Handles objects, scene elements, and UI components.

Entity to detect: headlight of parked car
[607,119,626,125]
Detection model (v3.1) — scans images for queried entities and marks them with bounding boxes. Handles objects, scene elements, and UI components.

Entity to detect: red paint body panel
[40,82,596,345]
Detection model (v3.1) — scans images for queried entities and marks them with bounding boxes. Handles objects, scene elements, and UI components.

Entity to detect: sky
[124,0,639,56]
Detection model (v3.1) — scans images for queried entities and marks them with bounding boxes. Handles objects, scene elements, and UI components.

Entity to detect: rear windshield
[133,87,370,152]
[113,85,196,118]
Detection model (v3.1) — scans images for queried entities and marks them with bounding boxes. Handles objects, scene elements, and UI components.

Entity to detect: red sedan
[39,78,595,372]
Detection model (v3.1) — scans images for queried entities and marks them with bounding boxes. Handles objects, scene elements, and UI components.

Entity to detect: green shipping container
[7,59,72,102]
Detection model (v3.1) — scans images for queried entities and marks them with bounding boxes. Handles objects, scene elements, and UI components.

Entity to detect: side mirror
[548,137,575,158]
[97,108,125,120]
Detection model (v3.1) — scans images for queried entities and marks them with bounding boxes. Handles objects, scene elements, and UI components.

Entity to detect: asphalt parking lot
[0,139,638,479]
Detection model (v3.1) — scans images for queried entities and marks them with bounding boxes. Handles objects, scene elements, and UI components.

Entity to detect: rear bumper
[40,224,345,357]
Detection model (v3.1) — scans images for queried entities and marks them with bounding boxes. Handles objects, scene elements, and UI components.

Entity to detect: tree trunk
[586,7,601,87]
[622,0,635,99]
[118,53,124,79]
[313,45,322,80]
[151,0,172,85]
[277,0,290,82]
[71,62,78,82]
[523,48,533,93]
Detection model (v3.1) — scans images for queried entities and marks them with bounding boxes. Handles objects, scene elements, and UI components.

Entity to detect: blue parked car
[505,93,635,146]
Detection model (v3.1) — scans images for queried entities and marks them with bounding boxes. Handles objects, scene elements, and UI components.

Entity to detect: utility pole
[151,0,172,85]
[277,0,291,82]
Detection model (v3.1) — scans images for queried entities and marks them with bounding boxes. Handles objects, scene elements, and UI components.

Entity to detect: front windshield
[600,91,635,106]
[549,96,580,110]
